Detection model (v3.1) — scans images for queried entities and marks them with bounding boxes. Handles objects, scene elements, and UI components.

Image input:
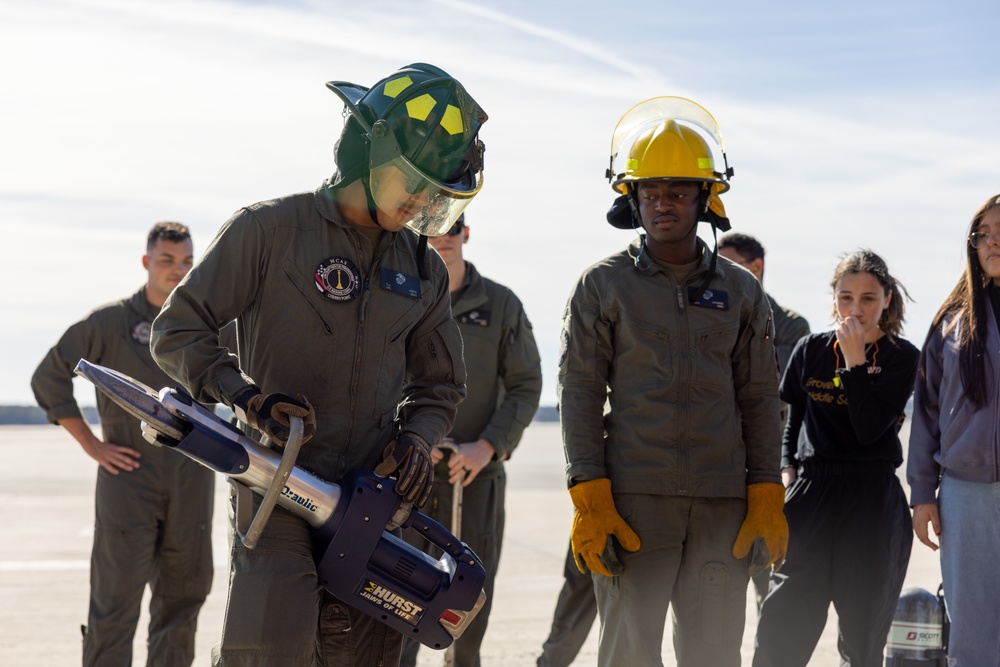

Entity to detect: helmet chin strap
[625,183,649,264]
[696,185,721,297]
[415,235,430,280]
[361,173,383,231]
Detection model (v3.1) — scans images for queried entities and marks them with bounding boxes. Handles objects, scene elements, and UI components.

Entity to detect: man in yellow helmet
[558,97,787,666]
[150,64,488,667]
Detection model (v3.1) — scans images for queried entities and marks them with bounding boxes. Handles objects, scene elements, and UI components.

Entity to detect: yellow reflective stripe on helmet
[405,94,436,121]
[403,96,466,135]
[697,157,714,170]
[383,76,413,98]
[440,104,464,135]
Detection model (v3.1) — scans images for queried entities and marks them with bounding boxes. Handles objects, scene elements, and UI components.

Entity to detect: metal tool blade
[73,359,187,442]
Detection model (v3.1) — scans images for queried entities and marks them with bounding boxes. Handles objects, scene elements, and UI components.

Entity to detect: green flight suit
[559,238,782,667]
[400,261,542,667]
[151,185,466,667]
[31,287,215,667]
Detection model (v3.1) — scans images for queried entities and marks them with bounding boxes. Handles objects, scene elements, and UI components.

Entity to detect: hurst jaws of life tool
[74,359,487,651]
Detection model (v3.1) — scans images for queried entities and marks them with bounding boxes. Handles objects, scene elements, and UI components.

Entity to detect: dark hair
[147,221,191,253]
[829,249,910,340]
[928,194,1000,408]
[718,232,765,262]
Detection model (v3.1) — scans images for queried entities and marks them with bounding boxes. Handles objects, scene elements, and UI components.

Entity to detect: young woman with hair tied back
[753,249,919,667]
[908,194,1000,666]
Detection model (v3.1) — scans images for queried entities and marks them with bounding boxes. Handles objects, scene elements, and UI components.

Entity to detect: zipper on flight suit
[345,233,377,453]
[675,283,689,496]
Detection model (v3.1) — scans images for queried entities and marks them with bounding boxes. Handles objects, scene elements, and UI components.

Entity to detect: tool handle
[435,440,464,542]
[235,416,305,549]
[406,509,469,561]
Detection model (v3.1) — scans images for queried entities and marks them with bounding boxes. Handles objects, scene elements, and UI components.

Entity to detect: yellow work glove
[569,478,641,577]
[731,482,788,574]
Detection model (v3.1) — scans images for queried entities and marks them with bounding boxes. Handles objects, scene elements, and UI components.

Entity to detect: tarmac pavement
[0,422,941,666]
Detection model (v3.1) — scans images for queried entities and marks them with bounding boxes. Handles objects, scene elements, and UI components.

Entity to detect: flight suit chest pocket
[280,259,343,344]
[371,294,441,418]
[620,315,674,386]
[691,322,739,387]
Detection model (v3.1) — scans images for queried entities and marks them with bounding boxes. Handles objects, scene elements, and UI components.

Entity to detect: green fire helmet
[327,63,488,236]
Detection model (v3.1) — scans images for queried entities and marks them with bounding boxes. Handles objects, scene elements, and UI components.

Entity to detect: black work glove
[374,433,433,507]
[233,388,317,447]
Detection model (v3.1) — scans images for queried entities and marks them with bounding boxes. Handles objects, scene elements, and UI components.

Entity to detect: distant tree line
[0,405,556,425]
[0,405,99,425]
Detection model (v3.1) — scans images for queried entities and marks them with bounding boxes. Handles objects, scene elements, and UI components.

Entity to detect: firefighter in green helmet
[150,64,488,667]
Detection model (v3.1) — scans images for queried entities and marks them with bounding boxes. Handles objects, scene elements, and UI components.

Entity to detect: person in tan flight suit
[400,213,543,667]
[150,64,488,667]
[32,222,215,667]
[559,97,787,667]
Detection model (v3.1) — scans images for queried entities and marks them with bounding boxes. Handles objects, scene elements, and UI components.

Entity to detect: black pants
[753,461,913,667]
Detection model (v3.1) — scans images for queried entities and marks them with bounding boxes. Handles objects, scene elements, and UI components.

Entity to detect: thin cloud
[430,0,666,84]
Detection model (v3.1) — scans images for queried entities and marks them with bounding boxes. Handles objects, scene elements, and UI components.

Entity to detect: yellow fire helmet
[606,97,733,231]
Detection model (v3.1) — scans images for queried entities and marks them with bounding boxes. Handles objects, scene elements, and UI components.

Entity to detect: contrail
[431,0,665,83]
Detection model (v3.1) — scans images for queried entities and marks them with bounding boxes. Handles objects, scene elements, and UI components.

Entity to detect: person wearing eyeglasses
[753,249,918,667]
[909,195,1000,666]
[399,212,542,667]
[150,64,488,667]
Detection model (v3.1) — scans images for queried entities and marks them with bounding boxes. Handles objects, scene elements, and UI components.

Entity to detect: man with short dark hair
[718,231,810,402]
[32,221,214,667]
[717,233,809,374]
[718,231,810,612]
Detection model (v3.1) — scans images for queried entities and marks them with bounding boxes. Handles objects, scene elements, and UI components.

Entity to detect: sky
[2,0,999,407]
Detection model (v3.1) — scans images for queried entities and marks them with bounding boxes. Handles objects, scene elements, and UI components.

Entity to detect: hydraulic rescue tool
[74,359,486,651]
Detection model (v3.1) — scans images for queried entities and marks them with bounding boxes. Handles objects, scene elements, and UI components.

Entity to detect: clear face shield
[368,152,482,237]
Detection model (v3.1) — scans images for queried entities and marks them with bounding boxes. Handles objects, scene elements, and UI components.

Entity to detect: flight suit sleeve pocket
[750,306,779,386]
[560,303,610,388]
[410,318,466,388]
